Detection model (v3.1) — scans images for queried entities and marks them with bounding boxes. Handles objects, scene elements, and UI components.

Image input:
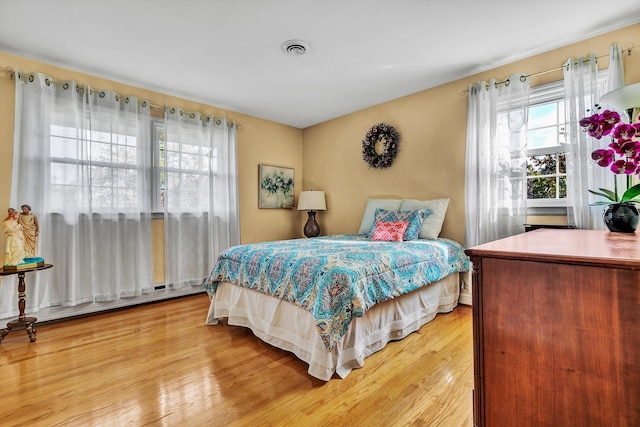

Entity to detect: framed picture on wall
[258,164,295,208]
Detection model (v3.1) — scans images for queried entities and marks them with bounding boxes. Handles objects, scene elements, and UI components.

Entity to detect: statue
[18,204,39,258]
[3,208,25,266]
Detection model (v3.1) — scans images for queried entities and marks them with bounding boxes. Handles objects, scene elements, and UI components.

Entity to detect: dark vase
[602,203,640,233]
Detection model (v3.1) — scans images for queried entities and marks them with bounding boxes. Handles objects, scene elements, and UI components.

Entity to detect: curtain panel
[2,72,155,319]
[465,74,530,247]
[564,44,624,229]
[163,108,240,290]
[3,71,240,320]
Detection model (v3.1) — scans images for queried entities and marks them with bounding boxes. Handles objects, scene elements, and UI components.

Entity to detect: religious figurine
[18,204,39,258]
[3,208,25,266]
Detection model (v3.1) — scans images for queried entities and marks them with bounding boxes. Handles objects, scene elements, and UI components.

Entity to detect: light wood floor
[0,294,474,427]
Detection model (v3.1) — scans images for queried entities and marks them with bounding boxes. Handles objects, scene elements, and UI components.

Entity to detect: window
[50,114,216,213]
[49,113,145,214]
[526,82,567,207]
[524,73,608,210]
[152,119,217,212]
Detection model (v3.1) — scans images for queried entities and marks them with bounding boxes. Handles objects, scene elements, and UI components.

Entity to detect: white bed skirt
[205,272,461,381]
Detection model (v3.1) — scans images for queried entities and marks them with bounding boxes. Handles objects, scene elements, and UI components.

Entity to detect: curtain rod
[0,66,242,129]
[0,65,15,79]
[460,44,638,95]
[462,54,606,94]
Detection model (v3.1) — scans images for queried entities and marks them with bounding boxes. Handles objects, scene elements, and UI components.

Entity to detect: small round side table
[0,263,53,343]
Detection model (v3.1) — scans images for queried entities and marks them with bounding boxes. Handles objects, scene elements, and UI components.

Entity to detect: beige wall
[303,24,640,244]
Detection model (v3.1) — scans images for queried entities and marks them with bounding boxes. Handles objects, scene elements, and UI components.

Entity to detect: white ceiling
[1,0,639,128]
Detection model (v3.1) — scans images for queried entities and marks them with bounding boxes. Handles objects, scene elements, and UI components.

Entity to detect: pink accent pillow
[371,220,409,242]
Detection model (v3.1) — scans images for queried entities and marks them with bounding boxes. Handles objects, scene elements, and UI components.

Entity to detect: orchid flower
[591,149,614,167]
[580,106,640,205]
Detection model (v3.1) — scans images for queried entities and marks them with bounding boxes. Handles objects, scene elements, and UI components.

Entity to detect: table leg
[17,272,27,320]
[26,321,37,342]
[0,271,37,343]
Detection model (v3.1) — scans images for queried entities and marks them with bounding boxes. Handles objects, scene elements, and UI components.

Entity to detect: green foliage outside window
[527,153,566,199]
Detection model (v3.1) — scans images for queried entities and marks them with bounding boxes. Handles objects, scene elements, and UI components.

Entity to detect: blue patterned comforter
[203,234,469,351]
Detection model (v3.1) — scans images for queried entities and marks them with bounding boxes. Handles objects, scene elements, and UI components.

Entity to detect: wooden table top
[0,263,53,276]
[465,229,640,269]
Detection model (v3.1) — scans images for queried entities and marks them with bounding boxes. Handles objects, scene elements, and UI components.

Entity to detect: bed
[203,197,470,380]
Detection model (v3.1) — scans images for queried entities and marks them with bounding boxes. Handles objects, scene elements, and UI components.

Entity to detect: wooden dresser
[465,229,639,427]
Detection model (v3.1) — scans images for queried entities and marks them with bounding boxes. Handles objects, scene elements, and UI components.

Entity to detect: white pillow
[400,198,450,239]
[357,198,402,234]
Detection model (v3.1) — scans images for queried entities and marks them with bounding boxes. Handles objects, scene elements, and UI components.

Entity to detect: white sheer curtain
[564,45,624,229]
[606,44,625,94]
[465,74,530,247]
[605,44,636,190]
[84,88,154,300]
[163,108,240,290]
[2,72,153,319]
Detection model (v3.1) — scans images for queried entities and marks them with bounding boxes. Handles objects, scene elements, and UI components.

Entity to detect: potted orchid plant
[579,107,640,232]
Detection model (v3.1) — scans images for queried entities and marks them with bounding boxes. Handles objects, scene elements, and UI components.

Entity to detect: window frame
[151,119,164,212]
[525,72,609,214]
[48,115,147,215]
[49,114,220,216]
[150,117,218,213]
[525,81,567,209]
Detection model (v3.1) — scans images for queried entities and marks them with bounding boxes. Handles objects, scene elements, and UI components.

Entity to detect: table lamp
[600,82,640,122]
[297,190,326,238]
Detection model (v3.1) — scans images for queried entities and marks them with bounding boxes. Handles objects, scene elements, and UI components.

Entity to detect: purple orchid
[580,107,640,204]
[591,149,614,167]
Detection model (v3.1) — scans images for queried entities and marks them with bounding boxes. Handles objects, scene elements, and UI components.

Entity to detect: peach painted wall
[302,24,640,245]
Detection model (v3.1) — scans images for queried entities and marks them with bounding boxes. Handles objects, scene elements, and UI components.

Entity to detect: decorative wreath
[362,122,400,168]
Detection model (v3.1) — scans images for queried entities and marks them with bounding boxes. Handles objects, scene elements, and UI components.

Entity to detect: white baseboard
[458,293,472,306]
[0,287,206,326]
[458,269,472,306]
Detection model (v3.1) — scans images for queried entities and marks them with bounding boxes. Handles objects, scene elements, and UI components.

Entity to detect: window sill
[527,198,567,216]
[527,205,568,216]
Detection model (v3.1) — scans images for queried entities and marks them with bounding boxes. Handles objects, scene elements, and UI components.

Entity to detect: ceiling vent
[281,40,309,56]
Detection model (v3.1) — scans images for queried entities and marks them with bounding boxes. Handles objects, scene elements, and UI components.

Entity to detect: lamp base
[303,211,320,238]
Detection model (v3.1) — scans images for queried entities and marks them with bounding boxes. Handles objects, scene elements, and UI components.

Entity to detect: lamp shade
[600,82,640,111]
[297,191,326,211]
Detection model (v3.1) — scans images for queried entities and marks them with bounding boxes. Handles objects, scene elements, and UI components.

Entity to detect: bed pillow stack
[367,208,430,240]
[358,197,450,240]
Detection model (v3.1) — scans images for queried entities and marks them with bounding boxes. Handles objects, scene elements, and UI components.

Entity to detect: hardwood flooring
[0,294,473,427]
